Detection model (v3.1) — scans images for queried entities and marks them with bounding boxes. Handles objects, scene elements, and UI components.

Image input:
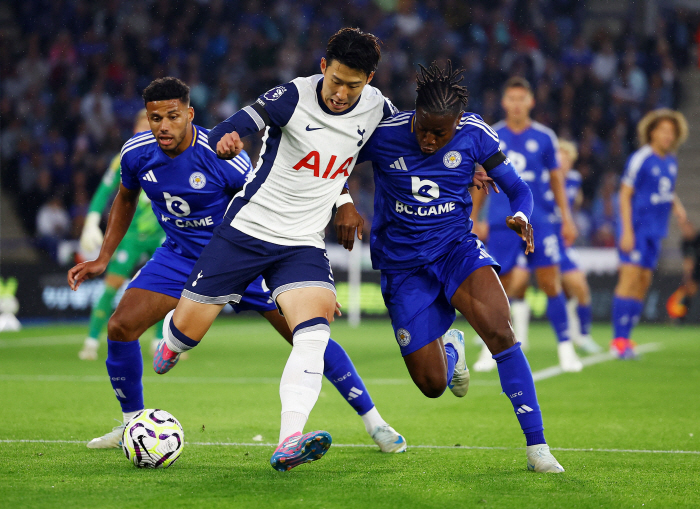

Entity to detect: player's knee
[107,314,138,342]
[414,373,448,398]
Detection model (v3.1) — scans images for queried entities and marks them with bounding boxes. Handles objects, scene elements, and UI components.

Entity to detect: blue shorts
[487,226,527,275]
[526,222,562,269]
[558,237,579,273]
[380,234,499,356]
[181,227,335,310]
[618,235,662,270]
[127,246,277,313]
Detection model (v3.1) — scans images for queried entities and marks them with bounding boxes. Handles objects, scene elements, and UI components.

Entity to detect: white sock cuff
[123,409,142,424]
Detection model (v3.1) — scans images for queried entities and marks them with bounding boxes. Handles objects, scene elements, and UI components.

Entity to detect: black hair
[415,60,468,116]
[142,77,190,106]
[325,28,381,78]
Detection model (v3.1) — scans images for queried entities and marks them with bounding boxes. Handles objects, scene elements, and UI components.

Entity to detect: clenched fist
[216,132,244,159]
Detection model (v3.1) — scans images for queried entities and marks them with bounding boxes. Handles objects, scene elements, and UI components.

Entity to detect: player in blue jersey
[67,77,405,454]
[611,108,689,358]
[357,62,565,473]
[555,140,601,354]
[471,77,583,373]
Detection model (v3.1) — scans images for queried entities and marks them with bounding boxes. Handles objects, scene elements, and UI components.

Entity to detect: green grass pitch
[1,317,699,508]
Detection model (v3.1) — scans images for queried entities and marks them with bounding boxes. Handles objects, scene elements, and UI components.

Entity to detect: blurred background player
[77,109,166,361]
[666,220,700,322]
[471,77,583,373]
[357,61,564,473]
[612,109,689,358]
[555,140,601,354]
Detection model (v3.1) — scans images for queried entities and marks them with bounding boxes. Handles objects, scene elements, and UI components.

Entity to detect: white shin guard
[278,321,330,443]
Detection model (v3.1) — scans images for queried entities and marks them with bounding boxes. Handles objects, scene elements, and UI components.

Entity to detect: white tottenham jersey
[223,75,396,248]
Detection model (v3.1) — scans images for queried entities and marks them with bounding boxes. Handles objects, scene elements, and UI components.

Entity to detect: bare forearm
[98,186,139,262]
[619,185,634,233]
[549,169,572,222]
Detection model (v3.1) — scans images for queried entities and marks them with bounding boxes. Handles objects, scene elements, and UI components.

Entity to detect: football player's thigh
[451,266,515,355]
[171,298,225,341]
[109,289,178,342]
[266,247,337,330]
[275,287,336,330]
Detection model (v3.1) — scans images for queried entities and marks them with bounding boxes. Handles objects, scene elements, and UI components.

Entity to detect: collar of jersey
[316,78,363,116]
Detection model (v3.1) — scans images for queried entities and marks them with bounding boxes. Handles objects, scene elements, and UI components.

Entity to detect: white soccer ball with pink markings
[121,409,184,468]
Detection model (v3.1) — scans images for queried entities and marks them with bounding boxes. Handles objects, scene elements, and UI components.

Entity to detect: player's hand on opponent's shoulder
[470,170,499,195]
[507,216,535,255]
[67,258,109,291]
[334,203,364,251]
[215,131,244,160]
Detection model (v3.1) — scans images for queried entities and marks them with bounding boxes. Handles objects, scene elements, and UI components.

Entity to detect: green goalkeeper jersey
[88,154,163,237]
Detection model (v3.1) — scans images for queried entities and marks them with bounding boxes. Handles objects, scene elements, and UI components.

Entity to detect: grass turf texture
[1,318,699,508]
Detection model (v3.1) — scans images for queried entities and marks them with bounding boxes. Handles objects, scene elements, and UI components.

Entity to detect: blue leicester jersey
[358,111,502,270]
[546,168,582,224]
[620,145,678,238]
[120,125,252,260]
[488,121,560,228]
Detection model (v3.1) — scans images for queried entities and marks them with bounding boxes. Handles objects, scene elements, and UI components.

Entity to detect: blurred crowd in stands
[1,0,698,261]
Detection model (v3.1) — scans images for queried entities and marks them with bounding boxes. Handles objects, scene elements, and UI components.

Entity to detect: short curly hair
[142,77,190,106]
[637,108,688,152]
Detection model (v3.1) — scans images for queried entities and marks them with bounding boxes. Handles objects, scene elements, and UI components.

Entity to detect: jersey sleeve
[382,97,398,120]
[621,151,649,188]
[88,155,121,214]
[468,114,502,165]
[357,128,381,164]
[119,148,141,191]
[208,82,300,151]
[217,150,253,192]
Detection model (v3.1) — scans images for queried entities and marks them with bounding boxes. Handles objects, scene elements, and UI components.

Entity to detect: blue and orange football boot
[610,337,638,360]
[153,339,181,374]
[270,431,332,471]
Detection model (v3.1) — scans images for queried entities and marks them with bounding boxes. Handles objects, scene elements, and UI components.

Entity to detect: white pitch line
[0,373,499,387]
[531,342,662,382]
[1,439,697,455]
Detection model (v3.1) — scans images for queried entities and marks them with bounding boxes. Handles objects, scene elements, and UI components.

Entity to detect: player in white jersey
[152,29,398,471]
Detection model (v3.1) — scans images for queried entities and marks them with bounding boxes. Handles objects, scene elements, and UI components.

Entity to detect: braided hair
[415,60,468,116]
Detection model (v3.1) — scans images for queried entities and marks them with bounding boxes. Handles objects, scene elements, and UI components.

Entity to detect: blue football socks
[106,339,144,413]
[547,293,570,343]
[494,342,546,446]
[612,296,643,339]
[577,304,592,336]
[444,343,457,387]
[323,339,375,415]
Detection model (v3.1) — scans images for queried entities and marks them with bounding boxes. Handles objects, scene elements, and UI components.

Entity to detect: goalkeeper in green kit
[78,110,166,360]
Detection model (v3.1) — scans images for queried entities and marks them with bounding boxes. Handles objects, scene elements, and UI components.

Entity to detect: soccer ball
[121,409,184,468]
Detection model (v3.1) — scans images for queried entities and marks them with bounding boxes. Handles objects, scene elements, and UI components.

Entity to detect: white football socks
[566,298,581,342]
[360,406,386,435]
[278,321,330,444]
[511,300,531,350]
[123,410,141,424]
